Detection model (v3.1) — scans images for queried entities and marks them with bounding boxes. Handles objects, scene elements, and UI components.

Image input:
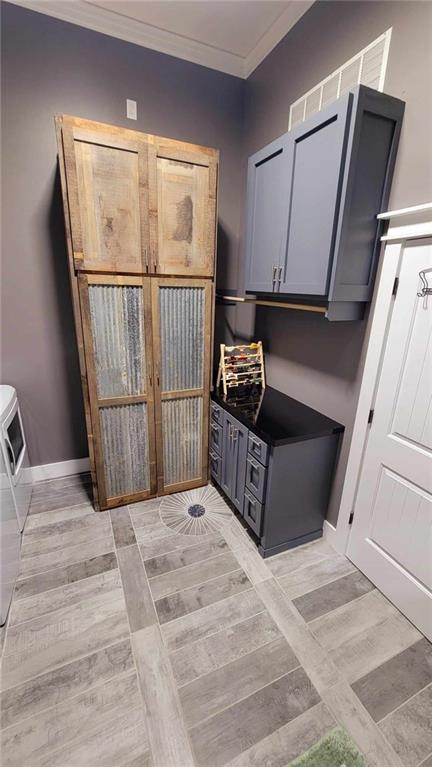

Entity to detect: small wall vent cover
[288,28,392,130]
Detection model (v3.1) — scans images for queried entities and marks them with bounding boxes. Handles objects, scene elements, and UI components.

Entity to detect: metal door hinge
[392,277,399,297]
[368,409,374,425]
[349,512,354,525]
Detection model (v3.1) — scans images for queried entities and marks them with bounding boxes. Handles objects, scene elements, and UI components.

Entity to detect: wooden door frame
[151,276,212,495]
[148,141,218,277]
[78,273,157,509]
[326,205,432,554]
[62,120,150,274]
[55,116,100,508]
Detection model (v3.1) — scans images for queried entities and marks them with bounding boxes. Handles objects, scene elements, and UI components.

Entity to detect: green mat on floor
[288,727,367,767]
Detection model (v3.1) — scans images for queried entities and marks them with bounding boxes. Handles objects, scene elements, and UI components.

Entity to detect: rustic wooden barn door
[79,274,156,509]
[151,278,212,494]
[148,141,217,277]
[62,119,150,274]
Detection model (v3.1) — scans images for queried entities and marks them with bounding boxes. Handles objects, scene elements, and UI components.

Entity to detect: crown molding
[7,0,314,79]
[245,0,314,77]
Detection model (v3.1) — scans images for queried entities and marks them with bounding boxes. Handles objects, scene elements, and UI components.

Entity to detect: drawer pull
[248,435,269,466]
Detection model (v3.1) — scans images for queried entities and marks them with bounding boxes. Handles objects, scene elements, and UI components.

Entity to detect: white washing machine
[0,386,32,531]
[0,445,21,625]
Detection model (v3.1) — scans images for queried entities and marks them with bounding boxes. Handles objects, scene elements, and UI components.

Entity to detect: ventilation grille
[100,403,150,498]
[159,287,204,392]
[89,284,145,398]
[162,397,202,486]
[288,28,392,130]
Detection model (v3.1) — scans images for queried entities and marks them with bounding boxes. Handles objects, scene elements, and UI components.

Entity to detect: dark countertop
[212,386,344,447]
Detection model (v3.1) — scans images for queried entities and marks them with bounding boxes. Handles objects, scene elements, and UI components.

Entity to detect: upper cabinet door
[244,135,291,293]
[279,94,353,296]
[149,141,218,277]
[62,120,150,274]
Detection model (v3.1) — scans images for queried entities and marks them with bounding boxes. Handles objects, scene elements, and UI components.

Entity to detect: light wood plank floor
[1,474,431,767]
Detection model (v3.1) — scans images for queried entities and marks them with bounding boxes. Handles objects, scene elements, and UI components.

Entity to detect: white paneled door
[347,240,432,640]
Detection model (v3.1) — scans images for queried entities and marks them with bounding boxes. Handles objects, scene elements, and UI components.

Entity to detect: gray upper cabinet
[244,134,291,293]
[244,85,405,320]
[279,95,352,296]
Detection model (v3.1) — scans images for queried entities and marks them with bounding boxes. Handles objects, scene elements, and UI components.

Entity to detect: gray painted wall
[237,0,432,524]
[1,2,244,466]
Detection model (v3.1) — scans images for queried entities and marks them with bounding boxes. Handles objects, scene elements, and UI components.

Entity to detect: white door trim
[332,203,432,555]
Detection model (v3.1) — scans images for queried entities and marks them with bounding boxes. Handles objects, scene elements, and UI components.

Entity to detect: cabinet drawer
[209,449,221,483]
[210,402,223,425]
[248,434,269,466]
[243,489,263,537]
[210,420,223,455]
[245,455,267,503]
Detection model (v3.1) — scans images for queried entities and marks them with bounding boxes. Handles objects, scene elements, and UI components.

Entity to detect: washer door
[1,402,32,530]
[3,407,25,482]
[0,448,21,625]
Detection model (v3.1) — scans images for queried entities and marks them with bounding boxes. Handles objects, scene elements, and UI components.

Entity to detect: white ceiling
[9,0,314,77]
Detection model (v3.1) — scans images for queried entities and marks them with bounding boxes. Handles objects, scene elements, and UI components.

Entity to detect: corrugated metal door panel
[88,284,146,397]
[100,403,150,497]
[152,278,211,495]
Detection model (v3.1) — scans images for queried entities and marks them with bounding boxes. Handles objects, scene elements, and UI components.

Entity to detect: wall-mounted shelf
[217,293,338,317]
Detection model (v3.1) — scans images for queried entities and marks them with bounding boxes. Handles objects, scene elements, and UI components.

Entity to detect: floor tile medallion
[159,485,232,535]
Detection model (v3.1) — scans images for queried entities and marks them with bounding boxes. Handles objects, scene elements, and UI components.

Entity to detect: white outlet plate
[126,99,137,120]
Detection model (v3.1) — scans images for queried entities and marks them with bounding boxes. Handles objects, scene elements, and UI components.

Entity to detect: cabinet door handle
[272,265,277,291]
[233,428,238,442]
[278,265,283,289]
[246,492,255,511]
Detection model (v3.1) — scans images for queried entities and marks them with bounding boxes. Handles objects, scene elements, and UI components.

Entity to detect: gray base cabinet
[210,389,343,557]
[244,85,405,320]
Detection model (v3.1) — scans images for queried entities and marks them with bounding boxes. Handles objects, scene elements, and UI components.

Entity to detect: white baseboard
[29,457,90,483]
[322,519,338,550]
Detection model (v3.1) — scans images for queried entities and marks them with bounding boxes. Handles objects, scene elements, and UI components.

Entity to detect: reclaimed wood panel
[149,142,217,277]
